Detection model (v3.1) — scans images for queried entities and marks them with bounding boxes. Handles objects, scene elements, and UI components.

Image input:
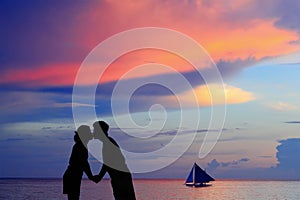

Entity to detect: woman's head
[93,121,109,141]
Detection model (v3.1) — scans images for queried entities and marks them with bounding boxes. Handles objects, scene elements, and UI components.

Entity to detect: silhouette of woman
[93,121,136,200]
[63,125,95,200]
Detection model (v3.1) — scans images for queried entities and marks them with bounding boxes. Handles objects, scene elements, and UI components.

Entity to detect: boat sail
[185,163,215,187]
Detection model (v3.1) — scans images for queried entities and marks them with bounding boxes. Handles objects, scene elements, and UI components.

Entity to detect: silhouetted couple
[63,121,136,200]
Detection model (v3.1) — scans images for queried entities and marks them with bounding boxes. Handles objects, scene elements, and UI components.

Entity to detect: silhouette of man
[63,125,96,200]
[93,121,136,200]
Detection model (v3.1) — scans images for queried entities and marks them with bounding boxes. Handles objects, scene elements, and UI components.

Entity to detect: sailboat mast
[193,163,196,185]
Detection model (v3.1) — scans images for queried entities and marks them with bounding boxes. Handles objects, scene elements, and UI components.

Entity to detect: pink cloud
[2,0,300,87]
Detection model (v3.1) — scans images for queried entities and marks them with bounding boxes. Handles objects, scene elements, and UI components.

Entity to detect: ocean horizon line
[1,177,300,181]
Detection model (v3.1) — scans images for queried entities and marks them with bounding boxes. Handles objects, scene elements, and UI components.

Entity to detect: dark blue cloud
[0,0,98,68]
[0,90,73,123]
[239,158,250,162]
[284,121,300,124]
[0,106,71,123]
[275,138,300,170]
[206,159,220,171]
[257,155,273,158]
[0,84,76,95]
[5,138,26,142]
[216,57,256,78]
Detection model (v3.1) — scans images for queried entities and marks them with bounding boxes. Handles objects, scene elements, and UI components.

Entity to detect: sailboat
[185,163,215,187]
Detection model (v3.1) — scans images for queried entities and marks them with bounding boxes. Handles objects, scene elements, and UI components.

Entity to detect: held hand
[90,175,101,183]
[93,175,102,183]
[89,175,98,183]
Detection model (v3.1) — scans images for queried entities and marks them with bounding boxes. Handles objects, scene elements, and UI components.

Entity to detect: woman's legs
[67,193,79,200]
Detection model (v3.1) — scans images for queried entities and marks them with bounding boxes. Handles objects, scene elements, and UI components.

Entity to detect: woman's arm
[94,164,108,183]
[83,159,93,179]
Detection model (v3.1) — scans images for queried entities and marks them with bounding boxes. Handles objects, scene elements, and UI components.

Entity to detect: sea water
[0,179,299,200]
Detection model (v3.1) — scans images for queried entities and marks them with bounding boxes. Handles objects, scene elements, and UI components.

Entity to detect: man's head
[93,121,109,140]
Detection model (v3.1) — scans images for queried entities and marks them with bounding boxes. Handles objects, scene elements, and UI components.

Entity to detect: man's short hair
[94,121,109,135]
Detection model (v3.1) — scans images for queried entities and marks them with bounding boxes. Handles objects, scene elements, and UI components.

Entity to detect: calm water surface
[0,179,299,200]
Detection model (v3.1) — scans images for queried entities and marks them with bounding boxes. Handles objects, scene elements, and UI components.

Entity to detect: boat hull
[185,183,212,187]
[194,183,212,187]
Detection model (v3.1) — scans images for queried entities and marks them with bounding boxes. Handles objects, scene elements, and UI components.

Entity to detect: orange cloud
[202,19,299,61]
[193,84,255,106]
[163,84,255,107]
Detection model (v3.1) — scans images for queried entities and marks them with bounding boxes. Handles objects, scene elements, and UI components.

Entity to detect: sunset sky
[1,0,300,179]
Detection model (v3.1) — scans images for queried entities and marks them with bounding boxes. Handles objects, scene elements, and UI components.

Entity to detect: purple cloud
[206,157,250,171]
[272,0,300,34]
